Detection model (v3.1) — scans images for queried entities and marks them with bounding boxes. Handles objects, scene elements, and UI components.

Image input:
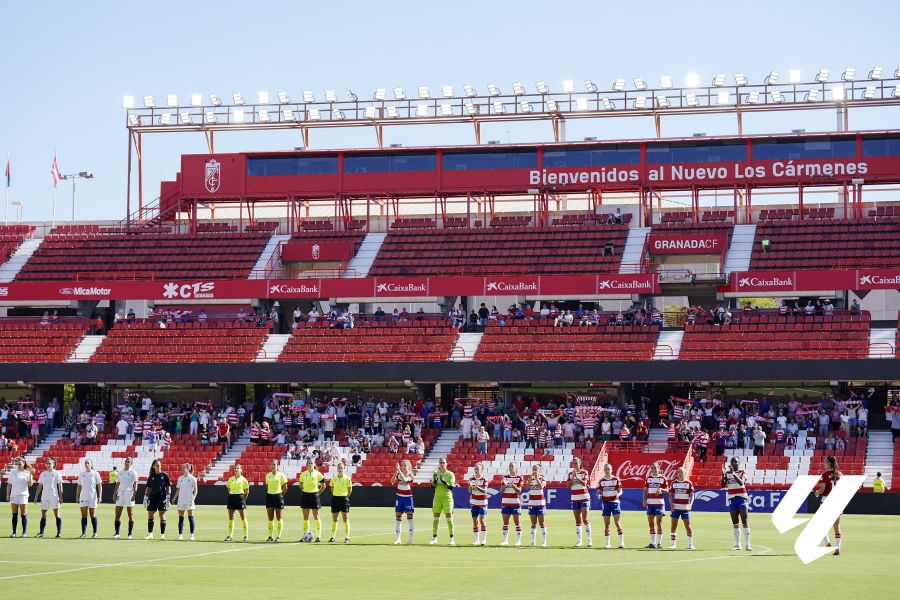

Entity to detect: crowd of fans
[451,303,664,331]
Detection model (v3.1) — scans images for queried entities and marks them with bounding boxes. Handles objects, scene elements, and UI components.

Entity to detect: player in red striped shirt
[642,462,668,548]
[597,463,625,548]
[668,467,695,550]
[499,463,523,546]
[814,456,843,555]
[721,456,751,551]
[567,457,592,547]
[468,463,489,545]
[391,459,415,545]
[527,465,548,547]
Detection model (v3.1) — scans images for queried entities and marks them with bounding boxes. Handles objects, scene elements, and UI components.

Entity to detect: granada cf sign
[648,232,727,255]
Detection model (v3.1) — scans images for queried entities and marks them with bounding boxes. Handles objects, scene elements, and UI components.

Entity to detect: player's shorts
[500,505,521,516]
[40,497,60,511]
[331,496,350,514]
[571,500,588,511]
[265,493,285,510]
[470,506,487,518]
[79,498,98,509]
[728,497,749,511]
[646,505,665,516]
[670,509,691,520]
[9,493,28,506]
[395,496,414,514]
[528,506,545,516]
[602,501,621,516]
[300,492,321,510]
[227,493,246,511]
[146,494,169,512]
[176,499,195,512]
[115,494,136,508]
[432,494,453,514]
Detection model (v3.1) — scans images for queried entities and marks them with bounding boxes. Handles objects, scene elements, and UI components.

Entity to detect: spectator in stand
[600,417,612,441]
[116,416,128,441]
[752,425,765,456]
[478,303,490,327]
[85,420,98,446]
[476,426,490,456]
[850,299,861,315]
[554,310,574,327]
[308,307,320,323]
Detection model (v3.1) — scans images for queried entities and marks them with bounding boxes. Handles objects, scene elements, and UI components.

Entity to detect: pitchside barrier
[1,484,897,514]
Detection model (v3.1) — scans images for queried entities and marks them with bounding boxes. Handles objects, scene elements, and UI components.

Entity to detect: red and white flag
[51,154,61,188]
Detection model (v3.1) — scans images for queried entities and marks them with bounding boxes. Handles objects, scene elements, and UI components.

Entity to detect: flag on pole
[51,154,61,188]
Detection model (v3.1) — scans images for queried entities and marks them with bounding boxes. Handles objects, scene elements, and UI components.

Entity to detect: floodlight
[546,99,559,112]
[385,106,398,118]
[830,86,845,101]
[417,86,431,99]
[308,108,321,121]
[487,84,501,96]
[734,73,748,86]
[302,90,315,103]
[277,91,290,104]
[601,97,614,110]
[771,90,785,103]
[258,91,270,104]
[233,92,245,105]
[232,109,244,123]
[324,90,337,102]
[806,89,819,102]
[576,97,589,111]
[685,93,699,107]
[190,93,203,106]
[816,69,830,82]
[842,67,855,81]
[655,95,670,108]
[862,86,876,99]
[789,70,801,84]
[535,81,550,94]
[128,114,139,126]
[612,78,625,91]
[142,95,155,108]
[712,73,726,87]
[347,90,358,101]
[440,103,453,116]
[364,106,377,118]
[746,90,760,104]
[257,109,270,122]
[393,87,406,100]
[373,88,386,100]
[894,85,900,99]
[512,82,525,95]
[520,100,533,113]
[633,96,647,109]
[180,112,193,124]
[633,78,647,90]
[764,71,778,85]
[204,112,216,124]
[160,113,172,125]
[122,96,134,108]
[334,110,346,120]
[416,103,428,117]
[167,94,178,107]
[562,79,575,93]
[464,103,477,115]
[442,85,454,98]
[464,84,477,97]
[660,75,673,89]
[209,94,222,106]
[282,109,294,121]
[869,66,883,79]
[685,73,700,88]
[717,91,730,105]
[492,101,506,114]
[584,79,598,92]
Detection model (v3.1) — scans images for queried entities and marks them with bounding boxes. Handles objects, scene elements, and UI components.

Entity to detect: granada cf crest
[204,159,221,193]
[311,243,320,260]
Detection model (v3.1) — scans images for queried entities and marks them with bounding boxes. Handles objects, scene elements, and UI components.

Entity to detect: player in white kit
[668,467,695,550]
[6,458,34,537]
[527,464,548,547]
[35,457,64,538]
[468,463,489,545]
[173,463,198,540]
[567,456,592,547]
[113,456,139,539]
[499,463,523,546]
[76,459,103,538]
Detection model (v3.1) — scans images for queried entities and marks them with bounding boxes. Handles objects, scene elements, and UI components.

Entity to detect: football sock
[332,521,338,539]
[835,534,842,549]
[276,519,283,537]
[20,515,27,534]
[115,520,121,535]
[743,527,750,547]
[304,519,310,533]
[56,517,62,534]
[267,520,274,537]
[228,518,235,537]
[11,513,17,534]
[446,517,454,538]
[128,520,134,536]
[432,518,439,537]
[81,517,87,536]
[407,517,414,544]
[733,525,741,545]
[178,516,184,535]
[315,520,321,539]
[148,519,154,534]
[91,517,97,534]
[395,518,402,537]
[241,519,248,538]
[40,517,47,535]
[160,521,166,535]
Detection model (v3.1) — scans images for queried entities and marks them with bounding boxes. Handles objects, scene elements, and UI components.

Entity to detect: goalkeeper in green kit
[429,457,456,545]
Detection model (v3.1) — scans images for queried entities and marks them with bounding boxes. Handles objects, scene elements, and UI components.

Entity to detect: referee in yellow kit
[298,458,325,542]
[264,459,288,543]
[329,462,352,543]
[225,464,250,542]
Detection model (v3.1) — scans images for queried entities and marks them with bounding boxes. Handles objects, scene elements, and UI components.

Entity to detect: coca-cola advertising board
[606,452,685,488]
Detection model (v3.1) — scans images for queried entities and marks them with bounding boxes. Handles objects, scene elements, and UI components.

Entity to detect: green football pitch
[0,505,895,599]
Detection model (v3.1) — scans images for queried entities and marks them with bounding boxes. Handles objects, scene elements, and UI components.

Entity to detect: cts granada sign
[648,233,727,255]
[162,282,216,299]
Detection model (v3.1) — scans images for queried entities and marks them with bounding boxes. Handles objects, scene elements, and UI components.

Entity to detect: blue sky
[1,1,898,222]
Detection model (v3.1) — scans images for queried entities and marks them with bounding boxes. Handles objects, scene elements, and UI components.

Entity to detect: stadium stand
[0,224,35,264]
[749,218,900,269]
[458,440,603,486]
[679,312,870,360]
[90,319,270,363]
[0,318,91,362]
[474,320,659,361]
[279,319,457,362]
[369,223,629,276]
[16,229,272,280]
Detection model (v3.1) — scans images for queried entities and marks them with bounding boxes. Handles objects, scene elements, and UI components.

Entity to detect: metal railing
[869,341,896,357]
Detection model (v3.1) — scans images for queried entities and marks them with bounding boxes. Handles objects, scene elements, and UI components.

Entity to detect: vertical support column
[137,132,144,213]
